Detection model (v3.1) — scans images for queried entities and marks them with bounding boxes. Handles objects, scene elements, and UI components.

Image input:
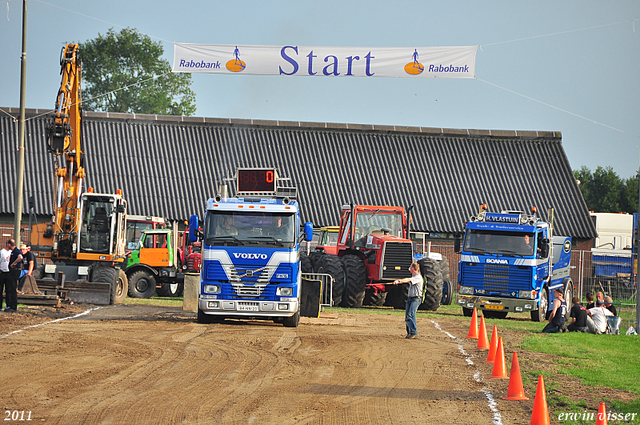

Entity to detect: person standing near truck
[393,262,423,339]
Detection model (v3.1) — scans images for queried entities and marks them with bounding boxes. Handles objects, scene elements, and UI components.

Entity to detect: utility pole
[637,152,640,332]
[13,0,28,247]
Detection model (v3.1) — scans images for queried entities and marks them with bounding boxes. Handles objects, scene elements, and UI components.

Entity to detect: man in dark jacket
[567,297,589,332]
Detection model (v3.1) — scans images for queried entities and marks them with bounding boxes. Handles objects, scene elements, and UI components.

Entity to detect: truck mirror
[454,236,461,253]
[304,222,313,242]
[189,215,199,242]
[117,204,126,213]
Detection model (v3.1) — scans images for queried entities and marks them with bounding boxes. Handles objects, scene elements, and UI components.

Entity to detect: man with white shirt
[586,304,613,334]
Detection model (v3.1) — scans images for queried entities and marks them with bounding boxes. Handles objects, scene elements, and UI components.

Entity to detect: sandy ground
[0,305,633,424]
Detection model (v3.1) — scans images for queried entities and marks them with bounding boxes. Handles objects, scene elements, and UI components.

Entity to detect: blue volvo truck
[189,168,313,327]
[456,205,573,321]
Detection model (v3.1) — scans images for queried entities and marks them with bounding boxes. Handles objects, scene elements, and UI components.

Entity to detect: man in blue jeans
[394,262,423,339]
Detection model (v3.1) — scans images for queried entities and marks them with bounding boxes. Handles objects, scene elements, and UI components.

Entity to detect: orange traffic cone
[530,375,550,425]
[489,337,508,379]
[484,325,499,363]
[595,402,609,425]
[504,352,529,400]
[466,307,479,339]
[477,315,490,349]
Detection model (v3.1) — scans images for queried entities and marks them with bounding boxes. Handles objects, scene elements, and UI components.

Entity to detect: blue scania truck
[189,168,313,327]
[455,205,573,321]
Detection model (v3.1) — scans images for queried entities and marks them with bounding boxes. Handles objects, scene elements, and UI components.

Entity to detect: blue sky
[1,1,639,177]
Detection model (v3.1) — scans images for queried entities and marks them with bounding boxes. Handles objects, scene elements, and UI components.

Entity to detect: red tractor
[312,204,447,310]
[180,227,202,273]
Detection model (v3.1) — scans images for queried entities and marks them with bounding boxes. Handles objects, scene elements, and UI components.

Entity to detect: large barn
[0,108,597,246]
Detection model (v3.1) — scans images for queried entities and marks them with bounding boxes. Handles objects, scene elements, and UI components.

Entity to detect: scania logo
[233,253,268,260]
[486,259,508,264]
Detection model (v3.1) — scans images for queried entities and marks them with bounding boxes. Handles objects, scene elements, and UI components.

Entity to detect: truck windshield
[205,211,296,247]
[463,229,535,256]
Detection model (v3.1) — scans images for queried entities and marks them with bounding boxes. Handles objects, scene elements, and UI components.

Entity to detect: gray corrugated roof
[0,108,596,238]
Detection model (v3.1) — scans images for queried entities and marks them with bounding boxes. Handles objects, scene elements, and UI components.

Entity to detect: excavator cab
[77,192,127,258]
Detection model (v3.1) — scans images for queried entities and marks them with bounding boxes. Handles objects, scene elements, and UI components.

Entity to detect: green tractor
[125,226,184,298]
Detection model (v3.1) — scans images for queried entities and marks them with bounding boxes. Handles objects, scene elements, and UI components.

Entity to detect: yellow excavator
[30,43,128,304]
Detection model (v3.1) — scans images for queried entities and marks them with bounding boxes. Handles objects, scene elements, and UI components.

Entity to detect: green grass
[123,296,184,307]
[522,331,640,395]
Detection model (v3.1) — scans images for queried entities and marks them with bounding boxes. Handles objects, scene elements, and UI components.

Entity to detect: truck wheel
[365,288,388,306]
[531,287,548,322]
[283,311,300,327]
[197,308,214,324]
[158,282,184,297]
[419,258,443,311]
[128,270,156,298]
[441,280,453,306]
[315,254,345,307]
[341,255,366,308]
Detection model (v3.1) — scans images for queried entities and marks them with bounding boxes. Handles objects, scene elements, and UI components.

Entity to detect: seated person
[519,234,535,255]
[603,296,617,316]
[567,297,589,332]
[585,292,595,309]
[586,303,613,334]
[354,227,369,247]
[269,216,288,238]
[215,216,237,236]
[542,288,568,333]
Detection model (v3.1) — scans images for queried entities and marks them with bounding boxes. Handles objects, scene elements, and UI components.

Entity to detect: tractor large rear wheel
[385,283,409,310]
[365,288,388,306]
[315,254,345,307]
[341,255,366,308]
[419,258,443,311]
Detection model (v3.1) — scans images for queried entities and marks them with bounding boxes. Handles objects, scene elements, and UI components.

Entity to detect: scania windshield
[463,229,535,256]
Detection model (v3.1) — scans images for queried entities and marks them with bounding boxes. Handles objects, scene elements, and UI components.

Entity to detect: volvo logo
[486,258,508,264]
[233,253,268,260]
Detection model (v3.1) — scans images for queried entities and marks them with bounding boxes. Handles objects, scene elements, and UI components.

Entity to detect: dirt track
[0,305,541,424]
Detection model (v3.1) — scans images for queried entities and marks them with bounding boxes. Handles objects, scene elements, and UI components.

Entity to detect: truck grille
[460,263,533,295]
[380,241,413,280]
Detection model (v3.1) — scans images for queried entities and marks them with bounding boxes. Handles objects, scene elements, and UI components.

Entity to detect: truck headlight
[459,286,474,295]
[277,287,293,296]
[518,290,536,299]
[204,285,221,294]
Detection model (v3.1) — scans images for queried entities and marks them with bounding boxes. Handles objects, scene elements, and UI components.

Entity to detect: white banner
[172,43,477,79]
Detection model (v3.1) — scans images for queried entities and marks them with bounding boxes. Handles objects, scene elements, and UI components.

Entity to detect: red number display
[237,169,276,193]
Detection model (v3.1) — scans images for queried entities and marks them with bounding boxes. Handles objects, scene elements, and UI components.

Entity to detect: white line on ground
[431,320,504,425]
[0,307,103,340]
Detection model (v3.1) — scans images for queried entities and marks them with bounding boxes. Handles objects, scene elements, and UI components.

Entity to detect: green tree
[620,171,639,214]
[80,27,196,115]
[574,166,639,213]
